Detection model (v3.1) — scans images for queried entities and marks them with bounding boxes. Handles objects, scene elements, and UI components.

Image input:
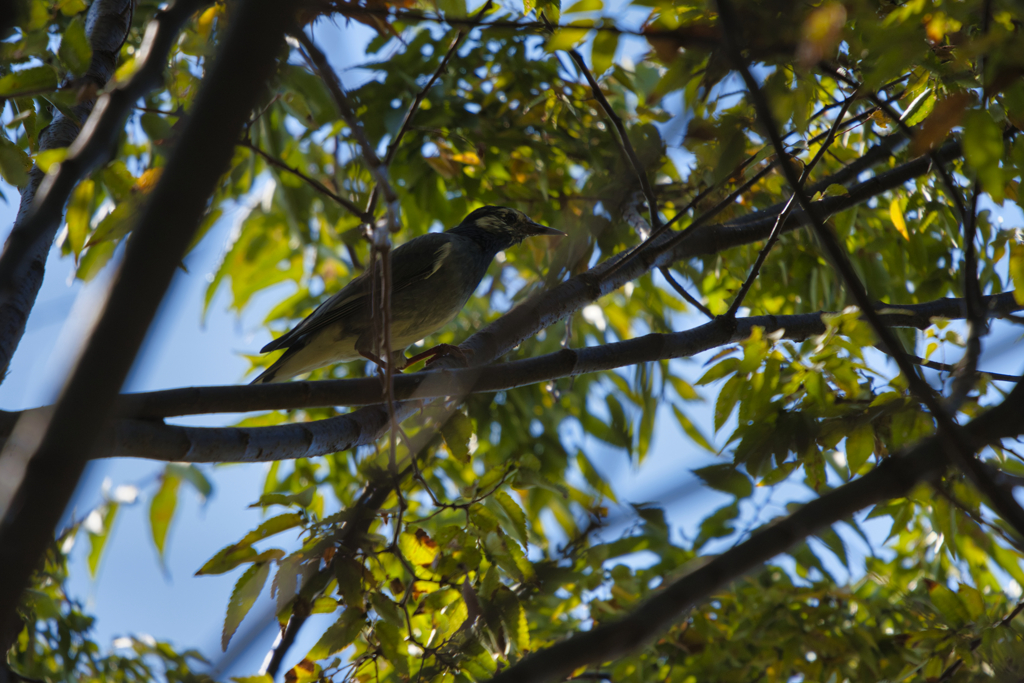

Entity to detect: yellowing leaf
[450,151,481,165]
[889,199,909,240]
[398,530,438,566]
[66,179,95,261]
[35,148,67,173]
[135,167,163,192]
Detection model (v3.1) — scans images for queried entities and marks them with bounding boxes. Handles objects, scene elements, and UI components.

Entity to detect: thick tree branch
[0,0,208,381]
[717,0,1024,541]
[0,293,1014,462]
[483,375,1024,683]
[0,0,291,643]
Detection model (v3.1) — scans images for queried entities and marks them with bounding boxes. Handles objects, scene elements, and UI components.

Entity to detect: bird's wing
[261,234,455,353]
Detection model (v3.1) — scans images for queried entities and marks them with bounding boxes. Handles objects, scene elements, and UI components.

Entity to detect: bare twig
[659,268,713,319]
[294,31,400,232]
[949,182,986,409]
[907,353,1019,383]
[239,139,373,221]
[563,46,661,229]
[717,0,1024,543]
[725,97,852,319]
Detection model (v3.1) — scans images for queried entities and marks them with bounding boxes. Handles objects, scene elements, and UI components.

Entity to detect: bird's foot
[403,344,470,369]
[360,350,408,375]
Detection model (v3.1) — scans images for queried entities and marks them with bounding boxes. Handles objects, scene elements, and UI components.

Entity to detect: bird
[251,206,564,383]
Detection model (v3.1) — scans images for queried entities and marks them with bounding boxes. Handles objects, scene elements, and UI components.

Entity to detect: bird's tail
[250,349,295,384]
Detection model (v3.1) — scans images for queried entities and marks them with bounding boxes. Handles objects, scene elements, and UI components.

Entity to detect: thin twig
[294,31,400,231]
[563,46,661,229]
[949,182,986,409]
[725,97,852,319]
[717,0,1024,543]
[908,353,1019,383]
[239,139,372,221]
[659,268,713,319]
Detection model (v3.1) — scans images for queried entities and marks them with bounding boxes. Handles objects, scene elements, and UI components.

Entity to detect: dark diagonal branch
[717,0,1024,542]
[295,31,399,229]
[0,0,292,644]
[725,97,851,319]
[0,0,211,382]
[659,268,713,319]
[484,377,1024,683]
[950,182,986,409]
[564,48,661,229]
[239,140,373,222]
[0,0,134,381]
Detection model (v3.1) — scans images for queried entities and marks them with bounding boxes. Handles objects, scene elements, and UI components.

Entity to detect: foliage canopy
[2,0,1024,681]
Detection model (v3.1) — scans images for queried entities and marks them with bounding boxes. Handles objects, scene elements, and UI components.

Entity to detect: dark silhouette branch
[483,375,1024,683]
[0,293,1014,463]
[564,47,661,229]
[717,0,1024,542]
[0,0,206,381]
[238,139,373,222]
[0,0,292,645]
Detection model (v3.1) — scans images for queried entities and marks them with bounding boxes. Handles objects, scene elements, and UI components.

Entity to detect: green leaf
[369,592,404,628]
[672,406,715,452]
[962,109,1004,194]
[58,17,92,75]
[845,423,874,474]
[0,65,59,97]
[86,502,119,577]
[545,28,588,52]
[167,463,212,501]
[576,450,616,501]
[250,487,315,509]
[692,464,752,498]
[222,562,271,651]
[441,410,474,463]
[0,136,31,186]
[927,580,969,626]
[196,514,301,575]
[149,467,181,560]
[591,30,618,76]
[307,609,365,660]
[1009,243,1024,305]
[494,490,528,546]
[65,179,94,261]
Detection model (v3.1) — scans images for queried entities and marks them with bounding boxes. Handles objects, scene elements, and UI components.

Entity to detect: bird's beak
[523,221,565,237]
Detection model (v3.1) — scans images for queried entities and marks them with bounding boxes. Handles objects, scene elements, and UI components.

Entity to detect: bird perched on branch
[251,206,564,383]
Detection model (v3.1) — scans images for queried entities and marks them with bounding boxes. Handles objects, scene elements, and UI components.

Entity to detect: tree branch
[717,0,1024,542]
[238,139,373,222]
[0,293,1014,462]
[484,375,1024,683]
[0,0,207,381]
[564,48,661,229]
[0,0,292,643]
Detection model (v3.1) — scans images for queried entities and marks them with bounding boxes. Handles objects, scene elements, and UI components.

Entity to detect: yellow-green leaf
[222,562,271,650]
[889,199,908,241]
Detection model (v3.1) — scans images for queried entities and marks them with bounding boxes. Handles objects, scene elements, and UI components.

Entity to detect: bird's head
[455,206,564,251]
